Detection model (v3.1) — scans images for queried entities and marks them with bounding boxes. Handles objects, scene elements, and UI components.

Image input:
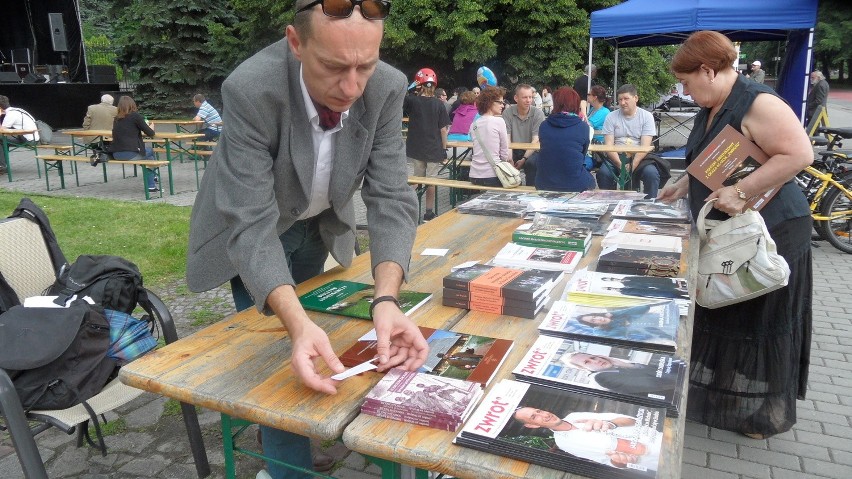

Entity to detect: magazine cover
[492,243,584,272]
[611,200,690,223]
[601,232,683,253]
[573,190,649,203]
[455,379,665,478]
[299,280,432,320]
[685,124,776,211]
[512,335,685,415]
[339,327,513,387]
[565,270,690,316]
[608,219,691,239]
[457,198,529,218]
[362,368,483,430]
[537,299,680,352]
[526,201,609,220]
[443,264,564,302]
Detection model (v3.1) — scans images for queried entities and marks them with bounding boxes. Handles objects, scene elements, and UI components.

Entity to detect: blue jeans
[230,217,329,479]
[596,161,619,190]
[199,127,220,142]
[112,148,157,188]
[595,159,661,198]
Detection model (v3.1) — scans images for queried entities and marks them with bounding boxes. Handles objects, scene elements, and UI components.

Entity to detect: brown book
[339,326,513,387]
[686,124,776,211]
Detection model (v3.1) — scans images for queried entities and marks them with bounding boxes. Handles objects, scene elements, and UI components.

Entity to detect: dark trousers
[513,149,540,187]
[230,217,329,479]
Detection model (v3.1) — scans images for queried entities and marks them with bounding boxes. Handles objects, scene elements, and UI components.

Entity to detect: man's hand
[572,418,617,432]
[371,301,429,372]
[606,451,641,468]
[289,318,346,395]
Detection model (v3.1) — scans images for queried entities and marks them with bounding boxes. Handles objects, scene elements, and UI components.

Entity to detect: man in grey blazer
[186,1,428,477]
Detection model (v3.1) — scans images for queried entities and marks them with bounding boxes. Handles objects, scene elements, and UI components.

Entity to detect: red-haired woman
[659,30,813,439]
[534,87,594,191]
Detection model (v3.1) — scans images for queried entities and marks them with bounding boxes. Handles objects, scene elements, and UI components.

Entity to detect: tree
[110,0,236,117]
[814,0,852,82]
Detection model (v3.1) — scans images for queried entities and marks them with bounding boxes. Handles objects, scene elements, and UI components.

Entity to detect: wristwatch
[734,184,748,200]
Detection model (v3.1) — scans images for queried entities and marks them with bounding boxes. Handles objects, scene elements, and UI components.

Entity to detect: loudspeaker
[22,73,46,84]
[48,13,69,53]
[11,48,31,65]
[87,65,117,84]
[0,72,21,83]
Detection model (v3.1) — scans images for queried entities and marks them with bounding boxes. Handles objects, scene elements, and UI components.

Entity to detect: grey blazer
[186,39,418,311]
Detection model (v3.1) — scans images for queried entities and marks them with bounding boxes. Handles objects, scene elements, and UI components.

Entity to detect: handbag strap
[471,122,501,171]
[696,199,718,242]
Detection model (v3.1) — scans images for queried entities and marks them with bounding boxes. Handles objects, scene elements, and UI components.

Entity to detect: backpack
[47,255,149,315]
[0,300,116,411]
[18,110,53,145]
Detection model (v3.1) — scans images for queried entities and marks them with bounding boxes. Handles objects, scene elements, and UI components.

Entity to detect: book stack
[361,368,483,431]
[572,190,648,203]
[596,246,682,278]
[512,213,594,253]
[537,299,680,353]
[601,231,683,254]
[298,280,432,320]
[608,219,691,239]
[611,200,691,223]
[525,200,609,220]
[491,243,583,273]
[512,335,686,417]
[454,379,667,479]
[442,264,563,319]
[339,326,513,387]
[457,197,528,218]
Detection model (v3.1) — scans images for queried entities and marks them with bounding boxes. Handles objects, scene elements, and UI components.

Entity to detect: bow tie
[314,103,341,131]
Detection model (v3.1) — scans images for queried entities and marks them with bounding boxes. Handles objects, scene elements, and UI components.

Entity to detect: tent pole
[588,37,594,97]
[614,47,619,93]
[802,28,815,124]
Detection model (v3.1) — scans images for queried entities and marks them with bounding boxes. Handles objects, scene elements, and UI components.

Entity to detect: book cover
[443,264,564,302]
[339,326,513,387]
[611,200,691,223]
[442,287,542,308]
[442,294,549,319]
[567,270,689,302]
[526,200,609,220]
[492,243,584,272]
[512,335,685,414]
[538,299,680,353]
[455,379,666,478]
[685,124,776,211]
[458,198,528,218]
[298,280,432,320]
[512,213,593,251]
[596,247,682,278]
[361,368,483,430]
[573,190,649,203]
[601,232,683,253]
[608,219,691,239]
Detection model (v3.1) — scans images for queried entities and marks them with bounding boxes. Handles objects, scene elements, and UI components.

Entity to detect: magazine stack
[607,219,691,239]
[601,232,683,254]
[491,243,583,273]
[442,264,563,319]
[537,298,680,353]
[339,326,513,388]
[525,200,609,220]
[512,335,686,416]
[454,379,667,479]
[611,200,691,223]
[361,368,483,431]
[565,270,691,316]
[596,246,682,278]
[512,213,594,253]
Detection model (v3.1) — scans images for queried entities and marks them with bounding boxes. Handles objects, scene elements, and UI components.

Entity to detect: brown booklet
[686,124,776,211]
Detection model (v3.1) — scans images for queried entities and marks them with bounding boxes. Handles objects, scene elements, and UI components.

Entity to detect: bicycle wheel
[816,185,852,254]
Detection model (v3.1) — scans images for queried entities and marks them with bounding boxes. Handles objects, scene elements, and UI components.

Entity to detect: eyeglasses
[495,100,506,105]
[296,0,391,20]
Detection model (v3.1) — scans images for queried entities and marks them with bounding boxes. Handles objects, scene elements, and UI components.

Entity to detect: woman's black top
[111,111,155,153]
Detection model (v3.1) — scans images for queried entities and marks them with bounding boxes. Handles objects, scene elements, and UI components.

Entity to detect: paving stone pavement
[3,98,852,478]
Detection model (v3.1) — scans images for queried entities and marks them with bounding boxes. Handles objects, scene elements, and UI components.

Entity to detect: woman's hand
[706,185,748,216]
[657,177,689,203]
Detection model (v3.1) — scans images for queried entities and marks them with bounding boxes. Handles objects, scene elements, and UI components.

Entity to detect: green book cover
[299,280,433,320]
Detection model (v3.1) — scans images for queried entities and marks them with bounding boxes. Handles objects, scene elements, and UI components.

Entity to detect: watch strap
[369,295,401,319]
[734,184,747,199]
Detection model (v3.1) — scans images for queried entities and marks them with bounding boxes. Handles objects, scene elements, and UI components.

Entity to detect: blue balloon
[477,66,497,87]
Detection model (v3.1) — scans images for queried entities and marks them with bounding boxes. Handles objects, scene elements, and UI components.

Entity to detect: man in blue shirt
[192,93,222,141]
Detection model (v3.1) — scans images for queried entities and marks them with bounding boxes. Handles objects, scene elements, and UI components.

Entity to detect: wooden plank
[407,175,536,192]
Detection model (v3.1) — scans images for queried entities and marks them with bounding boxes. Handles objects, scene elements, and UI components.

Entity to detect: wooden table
[0,128,38,182]
[121,210,696,479]
[150,119,204,134]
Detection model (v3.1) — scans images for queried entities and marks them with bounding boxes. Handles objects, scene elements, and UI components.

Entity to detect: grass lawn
[0,191,192,290]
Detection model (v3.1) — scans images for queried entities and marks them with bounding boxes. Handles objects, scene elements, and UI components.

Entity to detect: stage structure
[0,0,118,128]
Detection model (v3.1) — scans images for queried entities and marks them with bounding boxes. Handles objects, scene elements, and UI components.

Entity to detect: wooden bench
[407,175,536,222]
[152,147,211,188]
[36,155,169,200]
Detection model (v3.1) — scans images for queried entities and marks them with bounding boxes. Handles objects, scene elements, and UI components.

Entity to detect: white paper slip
[331,358,379,381]
[421,248,449,256]
[450,260,479,271]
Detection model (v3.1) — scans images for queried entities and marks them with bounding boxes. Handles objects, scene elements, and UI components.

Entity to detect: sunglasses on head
[296,0,391,20]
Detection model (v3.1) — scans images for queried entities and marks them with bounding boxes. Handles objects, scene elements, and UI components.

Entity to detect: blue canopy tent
[588,0,819,121]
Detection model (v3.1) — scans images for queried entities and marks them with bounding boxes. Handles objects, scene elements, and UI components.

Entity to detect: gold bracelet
[734,184,748,200]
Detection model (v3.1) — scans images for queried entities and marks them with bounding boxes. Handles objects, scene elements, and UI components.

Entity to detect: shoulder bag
[471,123,521,188]
[695,199,790,308]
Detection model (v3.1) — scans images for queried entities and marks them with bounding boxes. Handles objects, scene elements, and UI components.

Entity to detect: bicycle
[798,126,852,253]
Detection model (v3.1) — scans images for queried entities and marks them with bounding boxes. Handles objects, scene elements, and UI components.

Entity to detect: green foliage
[110,0,236,117]
[814,0,852,79]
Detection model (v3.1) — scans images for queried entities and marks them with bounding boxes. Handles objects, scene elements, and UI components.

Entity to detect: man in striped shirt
[192,93,222,141]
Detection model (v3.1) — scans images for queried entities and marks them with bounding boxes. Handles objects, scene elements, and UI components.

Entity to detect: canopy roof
[590,0,818,47]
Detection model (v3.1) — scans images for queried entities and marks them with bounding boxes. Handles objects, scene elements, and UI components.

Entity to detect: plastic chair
[0,215,210,478]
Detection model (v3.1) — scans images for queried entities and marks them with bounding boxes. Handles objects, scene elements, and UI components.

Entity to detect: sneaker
[423,210,437,221]
[256,470,273,479]
[148,186,159,192]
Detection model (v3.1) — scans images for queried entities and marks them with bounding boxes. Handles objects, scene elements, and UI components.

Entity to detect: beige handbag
[472,124,522,188]
[695,199,790,308]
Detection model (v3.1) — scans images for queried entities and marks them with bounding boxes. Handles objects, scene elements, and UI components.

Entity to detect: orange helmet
[408,68,437,90]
